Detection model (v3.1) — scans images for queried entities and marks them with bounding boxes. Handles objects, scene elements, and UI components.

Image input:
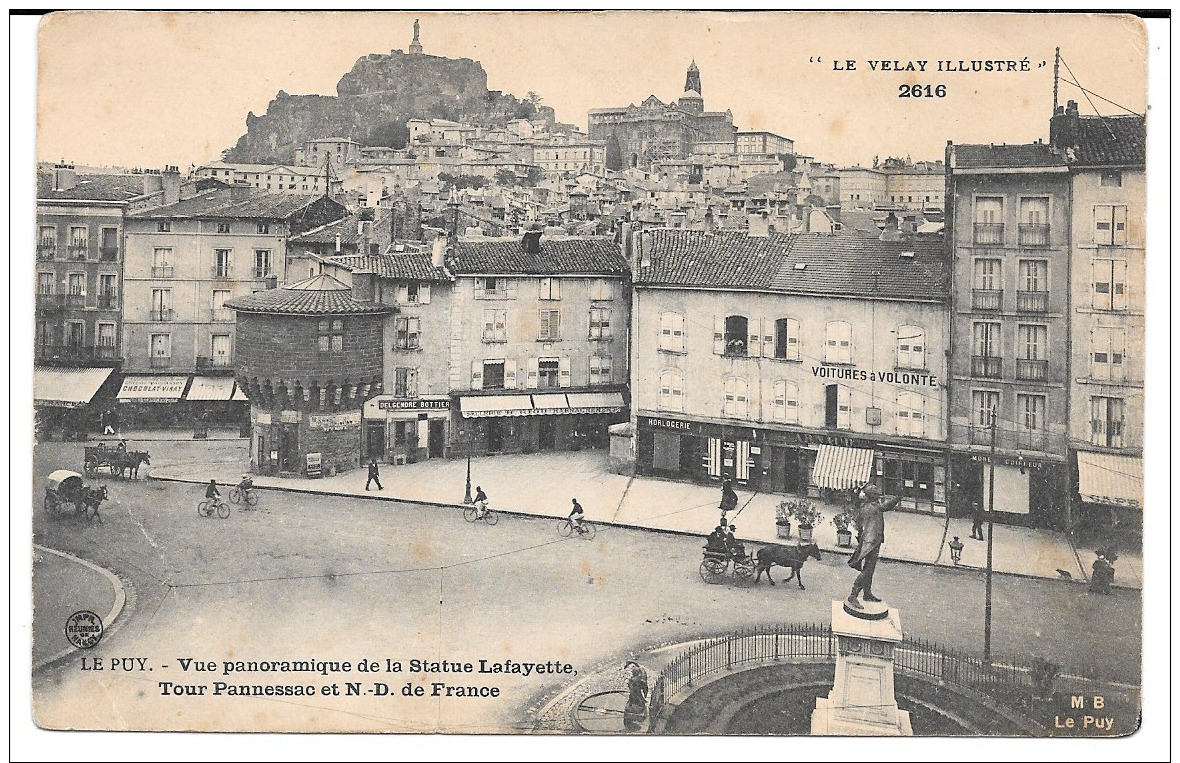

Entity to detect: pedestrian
[970,500,986,541]
[366,460,383,491]
[719,478,738,523]
[622,660,648,732]
[1089,553,1114,594]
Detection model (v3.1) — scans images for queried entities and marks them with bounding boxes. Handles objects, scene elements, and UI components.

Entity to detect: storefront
[252,408,362,477]
[362,395,451,465]
[1074,450,1142,540]
[950,450,1068,528]
[185,376,250,435]
[34,367,116,440]
[115,375,189,429]
[453,390,626,456]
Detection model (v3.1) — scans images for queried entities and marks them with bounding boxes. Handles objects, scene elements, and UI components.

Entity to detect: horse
[114,451,150,480]
[81,485,108,522]
[754,542,822,589]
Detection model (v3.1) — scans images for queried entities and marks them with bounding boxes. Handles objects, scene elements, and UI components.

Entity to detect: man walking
[366,460,383,491]
[970,500,986,541]
[846,484,900,611]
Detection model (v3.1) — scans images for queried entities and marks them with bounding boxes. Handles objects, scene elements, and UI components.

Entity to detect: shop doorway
[278,424,299,472]
[771,446,805,494]
[538,419,556,451]
[428,420,445,458]
[365,422,385,462]
[486,420,504,452]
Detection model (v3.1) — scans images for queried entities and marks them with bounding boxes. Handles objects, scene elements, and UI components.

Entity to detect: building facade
[946,141,1072,527]
[632,228,951,513]
[532,139,608,176]
[735,130,795,156]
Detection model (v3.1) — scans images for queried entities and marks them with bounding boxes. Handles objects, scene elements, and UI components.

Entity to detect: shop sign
[255,412,272,425]
[811,365,939,387]
[643,416,701,434]
[773,431,860,448]
[280,410,301,424]
[968,453,1053,469]
[306,452,322,479]
[378,398,451,411]
[309,411,361,431]
[642,416,755,440]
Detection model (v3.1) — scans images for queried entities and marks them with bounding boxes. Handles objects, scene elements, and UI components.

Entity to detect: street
[31,441,1140,733]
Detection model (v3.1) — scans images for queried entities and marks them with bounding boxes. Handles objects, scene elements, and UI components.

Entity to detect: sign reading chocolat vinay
[25,10,1153,752]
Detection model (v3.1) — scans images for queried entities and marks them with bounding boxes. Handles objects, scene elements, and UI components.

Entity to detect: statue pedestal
[811,600,913,736]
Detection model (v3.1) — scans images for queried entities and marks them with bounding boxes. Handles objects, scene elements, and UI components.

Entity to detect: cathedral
[588,61,737,171]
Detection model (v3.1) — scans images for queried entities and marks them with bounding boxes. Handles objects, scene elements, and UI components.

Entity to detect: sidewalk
[90,427,246,442]
[32,545,127,669]
[149,448,1121,586]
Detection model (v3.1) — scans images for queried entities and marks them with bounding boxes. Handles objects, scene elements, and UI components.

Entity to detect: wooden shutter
[473,279,485,300]
[408,369,419,398]
[1112,260,1128,310]
[762,320,774,357]
[397,284,409,304]
[837,385,851,429]
[1113,205,1128,245]
[706,437,721,477]
[559,356,572,388]
[504,359,518,389]
[748,318,762,357]
[772,379,785,422]
[525,357,539,389]
[419,283,431,304]
[470,360,483,390]
[713,315,724,355]
[506,278,517,299]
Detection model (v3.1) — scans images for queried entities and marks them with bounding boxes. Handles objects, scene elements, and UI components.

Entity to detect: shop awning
[530,393,570,414]
[812,445,874,491]
[459,394,535,418]
[117,375,188,403]
[1077,451,1142,509]
[232,384,249,402]
[186,376,235,401]
[34,367,113,408]
[565,391,626,414]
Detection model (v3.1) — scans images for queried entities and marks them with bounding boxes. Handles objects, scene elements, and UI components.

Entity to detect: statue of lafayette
[846,484,900,611]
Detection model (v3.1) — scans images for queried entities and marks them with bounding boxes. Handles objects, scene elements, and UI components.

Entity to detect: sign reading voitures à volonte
[811,365,939,387]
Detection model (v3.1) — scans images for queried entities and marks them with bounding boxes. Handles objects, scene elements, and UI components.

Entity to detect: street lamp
[948,536,964,565]
[984,409,997,663]
[459,427,473,504]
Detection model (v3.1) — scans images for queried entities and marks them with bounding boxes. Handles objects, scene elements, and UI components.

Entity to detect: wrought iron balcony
[67,244,89,260]
[1015,290,1049,313]
[99,246,119,262]
[211,355,233,368]
[211,308,235,322]
[97,294,118,310]
[151,265,175,278]
[971,289,1003,312]
[1018,224,1050,247]
[973,223,1004,246]
[1016,358,1049,381]
[36,245,57,260]
[212,267,233,279]
[149,308,174,322]
[970,355,1003,378]
[964,423,1057,454]
[150,355,171,368]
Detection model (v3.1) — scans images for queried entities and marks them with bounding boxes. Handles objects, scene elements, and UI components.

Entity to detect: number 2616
[899,84,946,98]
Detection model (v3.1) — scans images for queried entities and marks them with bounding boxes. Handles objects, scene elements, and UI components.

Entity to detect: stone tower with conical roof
[678,60,704,114]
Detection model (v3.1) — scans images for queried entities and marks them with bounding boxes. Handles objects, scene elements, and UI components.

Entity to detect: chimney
[335,232,342,254]
[264,274,278,290]
[639,230,652,268]
[1050,100,1081,150]
[53,162,77,192]
[879,212,902,242]
[704,207,715,235]
[161,165,181,204]
[747,211,770,238]
[141,169,162,195]
[351,269,376,303]
[521,228,543,255]
[619,221,632,261]
[431,233,447,268]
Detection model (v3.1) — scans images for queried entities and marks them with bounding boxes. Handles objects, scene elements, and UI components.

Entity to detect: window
[973,322,1000,356]
[1090,397,1125,448]
[973,258,1001,292]
[211,334,231,366]
[39,225,56,248]
[539,309,561,340]
[65,321,85,347]
[723,376,749,418]
[153,247,172,266]
[397,282,429,304]
[151,288,172,320]
[973,196,1004,244]
[538,277,561,300]
[257,222,270,234]
[318,318,343,352]
[68,226,88,258]
[395,317,420,350]
[150,333,171,360]
[97,323,116,351]
[253,249,272,278]
[67,273,85,296]
[476,277,511,298]
[393,368,419,398]
[972,390,999,428]
[37,272,54,294]
[157,221,171,233]
[1091,327,1126,381]
[589,354,612,385]
[1017,394,1046,438]
[212,289,232,321]
[1093,205,1128,246]
[824,321,852,364]
[718,315,748,356]
[214,249,232,278]
[774,318,800,360]
[1092,259,1128,310]
[1018,325,1046,360]
[659,311,686,352]
[538,358,561,388]
[481,361,506,390]
[590,279,613,301]
[98,274,117,308]
[659,371,684,411]
[772,379,799,424]
[1100,171,1122,187]
[217,222,231,234]
[482,309,507,342]
[394,421,412,446]
[824,383,851,429]
[1018,197,1049,246]
[897,325,925,369]
[896,390,925,438]
[589,308,611,340]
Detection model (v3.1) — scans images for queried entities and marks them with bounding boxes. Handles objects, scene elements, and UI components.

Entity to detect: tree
[527,91,543,106]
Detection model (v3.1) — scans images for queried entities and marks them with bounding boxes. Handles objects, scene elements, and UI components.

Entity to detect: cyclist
[568,498,586,534]
[237,474,254,493]
[474,486,489,520]
[205,479,226,515]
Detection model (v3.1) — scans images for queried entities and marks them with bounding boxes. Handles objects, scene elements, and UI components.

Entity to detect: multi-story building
[1052,102,1146,524]
[192,162,342,197]
[631,225,951,513]
[837,167,888,207]
[293,138,362,169]
[879,158,946,211]
[945,140,1072,527]
[532,138,608,177]
[447,231,630,455]
[735,130,795,156]
[589,62,736,171]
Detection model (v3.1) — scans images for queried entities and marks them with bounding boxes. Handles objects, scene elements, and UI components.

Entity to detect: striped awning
[117,375,188,403]
[34,367,113,408]
[459,394,535,418]
[1077,451,1142,509]
[811,445,874,491]
[185,376,235,401]
[565,391,625,414]
[530,393,570,414]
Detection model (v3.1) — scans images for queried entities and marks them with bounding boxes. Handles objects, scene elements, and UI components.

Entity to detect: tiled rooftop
[449,236,627,276]
[37,172,148,203]
[328,251,451,282]
[128,189,337,220]
[224,274,395,315]
[1073,115,1146,166]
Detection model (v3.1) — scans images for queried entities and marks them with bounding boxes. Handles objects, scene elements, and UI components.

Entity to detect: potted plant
[790,500,823,542]
[774,501,792,539]
[832,509,856,547]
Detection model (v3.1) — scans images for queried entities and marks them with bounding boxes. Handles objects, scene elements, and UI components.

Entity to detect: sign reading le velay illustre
[25,10,1154,752]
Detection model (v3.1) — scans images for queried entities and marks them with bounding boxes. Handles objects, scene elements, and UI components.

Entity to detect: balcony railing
[65,294,86,309]
[150,356,171,368]
[99,246,119,262]
[212,267,233,279]
[67,244,89,261]
[94,344,118,360]
[964,424,1060,454]
[151,265,175,278]
[36,344,119,362]
[1016,358,1049,381]
[36,245,56,260]
[971,289,1003,312]
[973,223,1004,245]
[970,355,1003,378]
[1015,290,1049,313]
[211,355,232,368]
[149,308,174,322]
[1018,224,1049,247]
[211,308,235,322]
[97,294,118,310]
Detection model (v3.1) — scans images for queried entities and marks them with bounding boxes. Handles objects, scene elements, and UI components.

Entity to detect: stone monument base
[811,600,913,736]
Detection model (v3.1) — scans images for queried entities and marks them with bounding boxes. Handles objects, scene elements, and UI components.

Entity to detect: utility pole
[1053,47,1060,115]
[984,409,997,662]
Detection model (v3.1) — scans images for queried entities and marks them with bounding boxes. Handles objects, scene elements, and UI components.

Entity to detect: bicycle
[198,497,231,519]
[558,517,596,540]
[229,486,260,508]
[462,502,499,525]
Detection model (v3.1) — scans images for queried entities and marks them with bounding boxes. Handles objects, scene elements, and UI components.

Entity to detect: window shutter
[408,369,419,398]
[552,279,561,300]
[470,360,483,390]
[419,283,431,304]
[496,311,507,341]
[837,385,851,429]
[474,279,485,300]
[762,321,774,357]
[660,312,672,350]
[552,310,561,340]
[397,284,409,304]
[713,315,724,355]
[912,396,925,438]
[773,379,785,422]
[748,317,762,357]
[525,357,539,389]
[504,359,517,389]
[784,382,799,424]
[896,392,909,436]
[1112,260,1128,310]
[559,356,572,388]
[1113,206,1128,245]
[506,278,517,299]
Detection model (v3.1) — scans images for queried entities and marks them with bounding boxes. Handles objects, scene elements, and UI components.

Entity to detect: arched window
[659,311,686,352]
[896,390,925,438]
[897,325,925,369]
[772,379,799,424]
[774,317,800,360]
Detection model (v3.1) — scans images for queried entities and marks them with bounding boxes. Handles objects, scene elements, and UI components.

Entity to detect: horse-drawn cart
[44,470,107,521]
[699,548,756,585]
[83,442,150,479]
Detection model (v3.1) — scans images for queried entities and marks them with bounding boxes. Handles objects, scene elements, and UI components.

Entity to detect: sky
[27,11,1150,172]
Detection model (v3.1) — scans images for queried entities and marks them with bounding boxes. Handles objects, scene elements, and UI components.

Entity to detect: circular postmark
[65,610,103,649]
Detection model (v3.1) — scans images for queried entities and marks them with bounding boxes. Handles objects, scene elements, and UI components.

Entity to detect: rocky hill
[223,49,555,163]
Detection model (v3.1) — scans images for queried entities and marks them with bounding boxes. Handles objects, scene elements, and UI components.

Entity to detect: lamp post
[460,427,473,504]
[984,409,997,663]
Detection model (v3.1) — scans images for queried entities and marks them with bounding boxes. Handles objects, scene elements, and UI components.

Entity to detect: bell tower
[684,60,702,97]
[679,60,704,114]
